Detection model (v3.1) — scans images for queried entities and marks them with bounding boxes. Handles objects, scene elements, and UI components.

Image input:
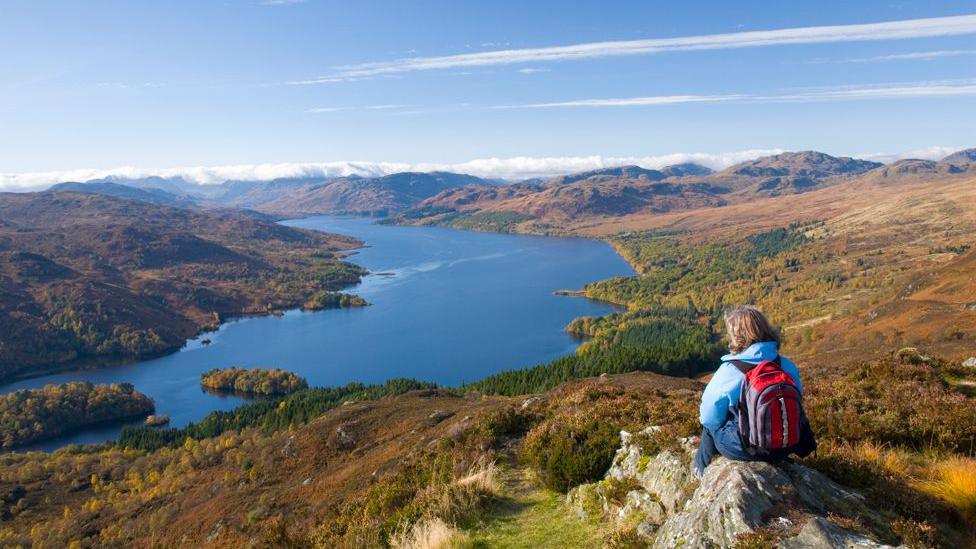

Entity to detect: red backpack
[730,356,804,455]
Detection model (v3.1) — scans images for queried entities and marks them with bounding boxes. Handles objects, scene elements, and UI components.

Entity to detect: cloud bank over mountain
[1,146,963,191]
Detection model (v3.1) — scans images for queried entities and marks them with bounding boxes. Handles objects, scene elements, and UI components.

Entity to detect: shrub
[521,418,620,492]
[732,528,780,549]
[473,407,538,442]
[604,525,648,548]
[892,519,938,549]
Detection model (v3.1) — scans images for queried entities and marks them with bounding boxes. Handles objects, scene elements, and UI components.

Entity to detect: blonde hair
[724,305,780,354]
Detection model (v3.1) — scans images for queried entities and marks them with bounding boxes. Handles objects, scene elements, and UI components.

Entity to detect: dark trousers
[694,419,761,476]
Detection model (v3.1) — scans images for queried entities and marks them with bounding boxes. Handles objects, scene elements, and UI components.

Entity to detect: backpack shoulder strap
[729,355,781,373]
[729,360,754,373]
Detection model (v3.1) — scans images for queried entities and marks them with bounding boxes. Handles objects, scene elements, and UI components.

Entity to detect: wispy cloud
[307,14,976,80]
[305,107,346,113]
[4,147,964,190]
[262,0,305,5]
[304,104,410,114]
[500,80,976,109]
[518,67,551,74]
[843,49,976,63]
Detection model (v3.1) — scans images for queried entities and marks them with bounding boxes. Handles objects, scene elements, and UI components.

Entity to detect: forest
[0,382,154,448]
[200,367,308,396]
[302,291,368,311]
[117,378,436,452]
[470,306,722,396]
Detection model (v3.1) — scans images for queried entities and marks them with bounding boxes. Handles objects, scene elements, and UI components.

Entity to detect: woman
[693,305,813,478]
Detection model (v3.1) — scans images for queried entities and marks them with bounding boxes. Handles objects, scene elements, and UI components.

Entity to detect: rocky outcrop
[568,427,903,548]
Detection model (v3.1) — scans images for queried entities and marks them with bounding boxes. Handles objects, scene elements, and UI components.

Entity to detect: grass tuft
[389,517,469,549]
[921,457,976,524]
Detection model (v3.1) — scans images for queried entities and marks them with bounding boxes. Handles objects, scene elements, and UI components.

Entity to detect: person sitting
[694,305,815,478]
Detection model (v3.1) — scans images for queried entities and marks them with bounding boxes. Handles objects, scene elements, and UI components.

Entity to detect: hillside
[2,349,972,547]
[0,191,365,382]
[390,151,898,232]
[249,171,494,217]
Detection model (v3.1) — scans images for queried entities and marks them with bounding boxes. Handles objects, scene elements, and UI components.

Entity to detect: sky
[1,0,975,188]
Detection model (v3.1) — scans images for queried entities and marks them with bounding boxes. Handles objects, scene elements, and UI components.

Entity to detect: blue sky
[2,0,975,187]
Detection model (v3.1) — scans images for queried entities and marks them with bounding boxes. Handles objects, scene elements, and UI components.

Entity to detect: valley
[2,149,976,547]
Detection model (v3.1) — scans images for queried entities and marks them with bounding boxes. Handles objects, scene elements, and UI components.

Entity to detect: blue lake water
[2,216,634,451]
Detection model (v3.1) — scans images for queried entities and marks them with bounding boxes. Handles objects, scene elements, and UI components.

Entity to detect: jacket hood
[721,341,779,363]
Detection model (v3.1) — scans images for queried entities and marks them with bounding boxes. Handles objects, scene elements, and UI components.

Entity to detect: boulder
[962,356,976,368]
[606,427,695,514]
[570,427,903,549]
[780,517,895,549]
[328,424,357,450]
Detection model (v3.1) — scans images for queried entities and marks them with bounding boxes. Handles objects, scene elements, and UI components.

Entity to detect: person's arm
[699,365,734,430]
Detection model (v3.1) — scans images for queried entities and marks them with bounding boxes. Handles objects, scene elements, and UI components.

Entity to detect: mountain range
[47,149,975,230]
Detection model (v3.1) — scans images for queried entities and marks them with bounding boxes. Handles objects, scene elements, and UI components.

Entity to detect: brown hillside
[0,192,365,382]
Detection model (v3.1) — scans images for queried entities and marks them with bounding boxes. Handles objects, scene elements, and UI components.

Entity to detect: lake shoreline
[4,215,635,451]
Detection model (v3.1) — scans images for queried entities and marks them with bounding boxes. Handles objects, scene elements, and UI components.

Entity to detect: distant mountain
[391,151,904,230]
[254,171,495,216]
[659,163,714,178]
[88,175,206,197]
[49,181,199,208]
[941,147,976,167]
[856,149,976,183]
[721,151,882,180]
[546,166,668,186]
[53,171,496,217]
[211,178,324,209]
[404,164,731,226]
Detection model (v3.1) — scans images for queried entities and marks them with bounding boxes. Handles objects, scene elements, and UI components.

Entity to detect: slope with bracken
[0,191,365,383]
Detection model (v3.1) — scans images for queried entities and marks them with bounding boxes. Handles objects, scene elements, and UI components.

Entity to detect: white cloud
[305,107,346,113]
[502,80,976,109]
[856,145,964,163]
[4,146,969,191]
[317,14,976,79]
[518,67,551,74]
[0,151,782,190]
[262,0,305,5]
[0,162,406,191]
[409,150,785,179]
[844,49,976,63]
[506,94,745,108]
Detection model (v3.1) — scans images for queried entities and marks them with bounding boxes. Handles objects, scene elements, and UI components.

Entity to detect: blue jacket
[699,341,803,430]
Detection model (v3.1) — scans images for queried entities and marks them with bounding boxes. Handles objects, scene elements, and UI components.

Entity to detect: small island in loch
[200,367,309,396]
[0,382,154,448]
[144,414,170,427]
[302,291,368,311]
